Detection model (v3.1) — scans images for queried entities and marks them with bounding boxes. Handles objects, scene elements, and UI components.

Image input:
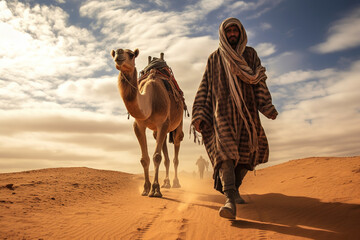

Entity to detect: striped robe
[192,46,276,171]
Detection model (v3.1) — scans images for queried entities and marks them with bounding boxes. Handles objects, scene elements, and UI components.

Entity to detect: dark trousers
[219,160,248,192]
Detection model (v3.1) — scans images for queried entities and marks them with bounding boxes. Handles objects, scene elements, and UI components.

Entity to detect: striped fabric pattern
[191,47,277,170]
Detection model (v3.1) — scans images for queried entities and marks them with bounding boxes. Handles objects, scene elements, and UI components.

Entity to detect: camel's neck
[118,68,152,120]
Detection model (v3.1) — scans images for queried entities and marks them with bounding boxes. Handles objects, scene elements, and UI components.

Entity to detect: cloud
[0,1,107,87]
[264,51,305,76]
[48,134,140,152]
[260,22,272,30]
[56,75,124,114]
[79,0,225,50]
[0,1,126,115]
[165,36,218,91]
[193,0,227,13]
[227,0,282,13]
[0,108,142,172]
[262,60,360,163]
[254,42,276,57]
[0,0,223,174]
[311,7,360,53]
[0,146,101,161]
[0,109,132,135]
[79,0,221,107]
[270,68,336,85]
[224,0,283,19]
[1,0,359,175]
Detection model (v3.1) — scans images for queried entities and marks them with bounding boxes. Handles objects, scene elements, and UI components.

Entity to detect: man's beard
[228,36,239,46]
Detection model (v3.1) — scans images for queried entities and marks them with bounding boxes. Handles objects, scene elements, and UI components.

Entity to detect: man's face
[225,25,240,47]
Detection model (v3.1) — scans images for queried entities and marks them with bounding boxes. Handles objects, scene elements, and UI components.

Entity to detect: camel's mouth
[115,59,124,65]
[114,55,125,62]
[114,57,126,67]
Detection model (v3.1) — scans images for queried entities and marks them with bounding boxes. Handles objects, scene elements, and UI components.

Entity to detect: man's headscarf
[219,17,266,84]
[218,17,266,157]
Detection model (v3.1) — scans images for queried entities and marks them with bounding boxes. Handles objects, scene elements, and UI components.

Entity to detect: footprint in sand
[176,218,189,240]
[135,207,164,240]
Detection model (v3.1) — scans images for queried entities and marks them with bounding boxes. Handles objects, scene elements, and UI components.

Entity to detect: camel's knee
[140,158,150,169]
[178,131,184,141]
[174,131,184,144]
[153,153,162,166]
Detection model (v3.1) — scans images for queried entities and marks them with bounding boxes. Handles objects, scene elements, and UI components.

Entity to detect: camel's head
[111,48,139,72]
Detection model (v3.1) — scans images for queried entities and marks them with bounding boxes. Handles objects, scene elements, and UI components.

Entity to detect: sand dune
[0,156,359,239]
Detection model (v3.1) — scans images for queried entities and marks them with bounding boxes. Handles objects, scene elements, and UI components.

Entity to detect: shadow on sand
[196,192,360,240]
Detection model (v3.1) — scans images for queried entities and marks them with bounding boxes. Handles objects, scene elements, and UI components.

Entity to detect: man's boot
[219,189,236,219]
[234,190,245,204]
[234,165,248,204]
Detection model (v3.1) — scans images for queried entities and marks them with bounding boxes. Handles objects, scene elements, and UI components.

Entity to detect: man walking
[196,156,208,179]
[192,18,278,219]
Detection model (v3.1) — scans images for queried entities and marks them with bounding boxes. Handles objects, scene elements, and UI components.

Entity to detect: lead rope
[121,72,138,90]
[121,72,137,120]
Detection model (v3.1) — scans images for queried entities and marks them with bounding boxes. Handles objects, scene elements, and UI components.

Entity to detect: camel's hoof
[162,179,171,188]
[141,182,151,196]
[149,191,162,198]
[172,178,181,188]
[148,183,162,198]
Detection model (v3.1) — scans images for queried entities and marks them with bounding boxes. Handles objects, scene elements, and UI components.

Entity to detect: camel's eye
[128,53,134,58]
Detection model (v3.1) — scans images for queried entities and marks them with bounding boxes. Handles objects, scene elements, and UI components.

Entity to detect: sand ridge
[0,156,359,239]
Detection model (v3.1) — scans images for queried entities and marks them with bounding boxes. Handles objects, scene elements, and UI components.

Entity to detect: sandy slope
[0,156,359,240]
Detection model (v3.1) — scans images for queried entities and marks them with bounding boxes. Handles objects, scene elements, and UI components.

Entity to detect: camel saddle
[139,57,187,115]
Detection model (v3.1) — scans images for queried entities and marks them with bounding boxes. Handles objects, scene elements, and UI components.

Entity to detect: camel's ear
[134,48,139,58]
[111,50,115,58]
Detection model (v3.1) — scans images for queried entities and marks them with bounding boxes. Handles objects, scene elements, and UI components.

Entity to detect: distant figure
[192,17,278,219]
[196,156,208,179]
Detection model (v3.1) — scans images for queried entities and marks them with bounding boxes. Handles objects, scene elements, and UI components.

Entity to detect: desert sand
[0,156,359,240]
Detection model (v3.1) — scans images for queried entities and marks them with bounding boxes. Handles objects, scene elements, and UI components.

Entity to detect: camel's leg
[161,139,171,188]
[172,121,184,188]
[153,131,171,188]
[149,120,169,197]
[133,121,151,196]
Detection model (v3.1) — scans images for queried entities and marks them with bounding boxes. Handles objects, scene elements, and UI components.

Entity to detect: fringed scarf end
[189,125,203,145]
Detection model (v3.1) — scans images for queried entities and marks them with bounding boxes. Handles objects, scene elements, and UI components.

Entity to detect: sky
[1,0,360,174]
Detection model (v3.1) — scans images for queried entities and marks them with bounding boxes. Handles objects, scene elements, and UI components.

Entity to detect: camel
[111,48,184,198]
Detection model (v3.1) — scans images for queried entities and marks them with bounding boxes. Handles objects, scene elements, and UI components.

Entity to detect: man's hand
[269,109,278,120]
